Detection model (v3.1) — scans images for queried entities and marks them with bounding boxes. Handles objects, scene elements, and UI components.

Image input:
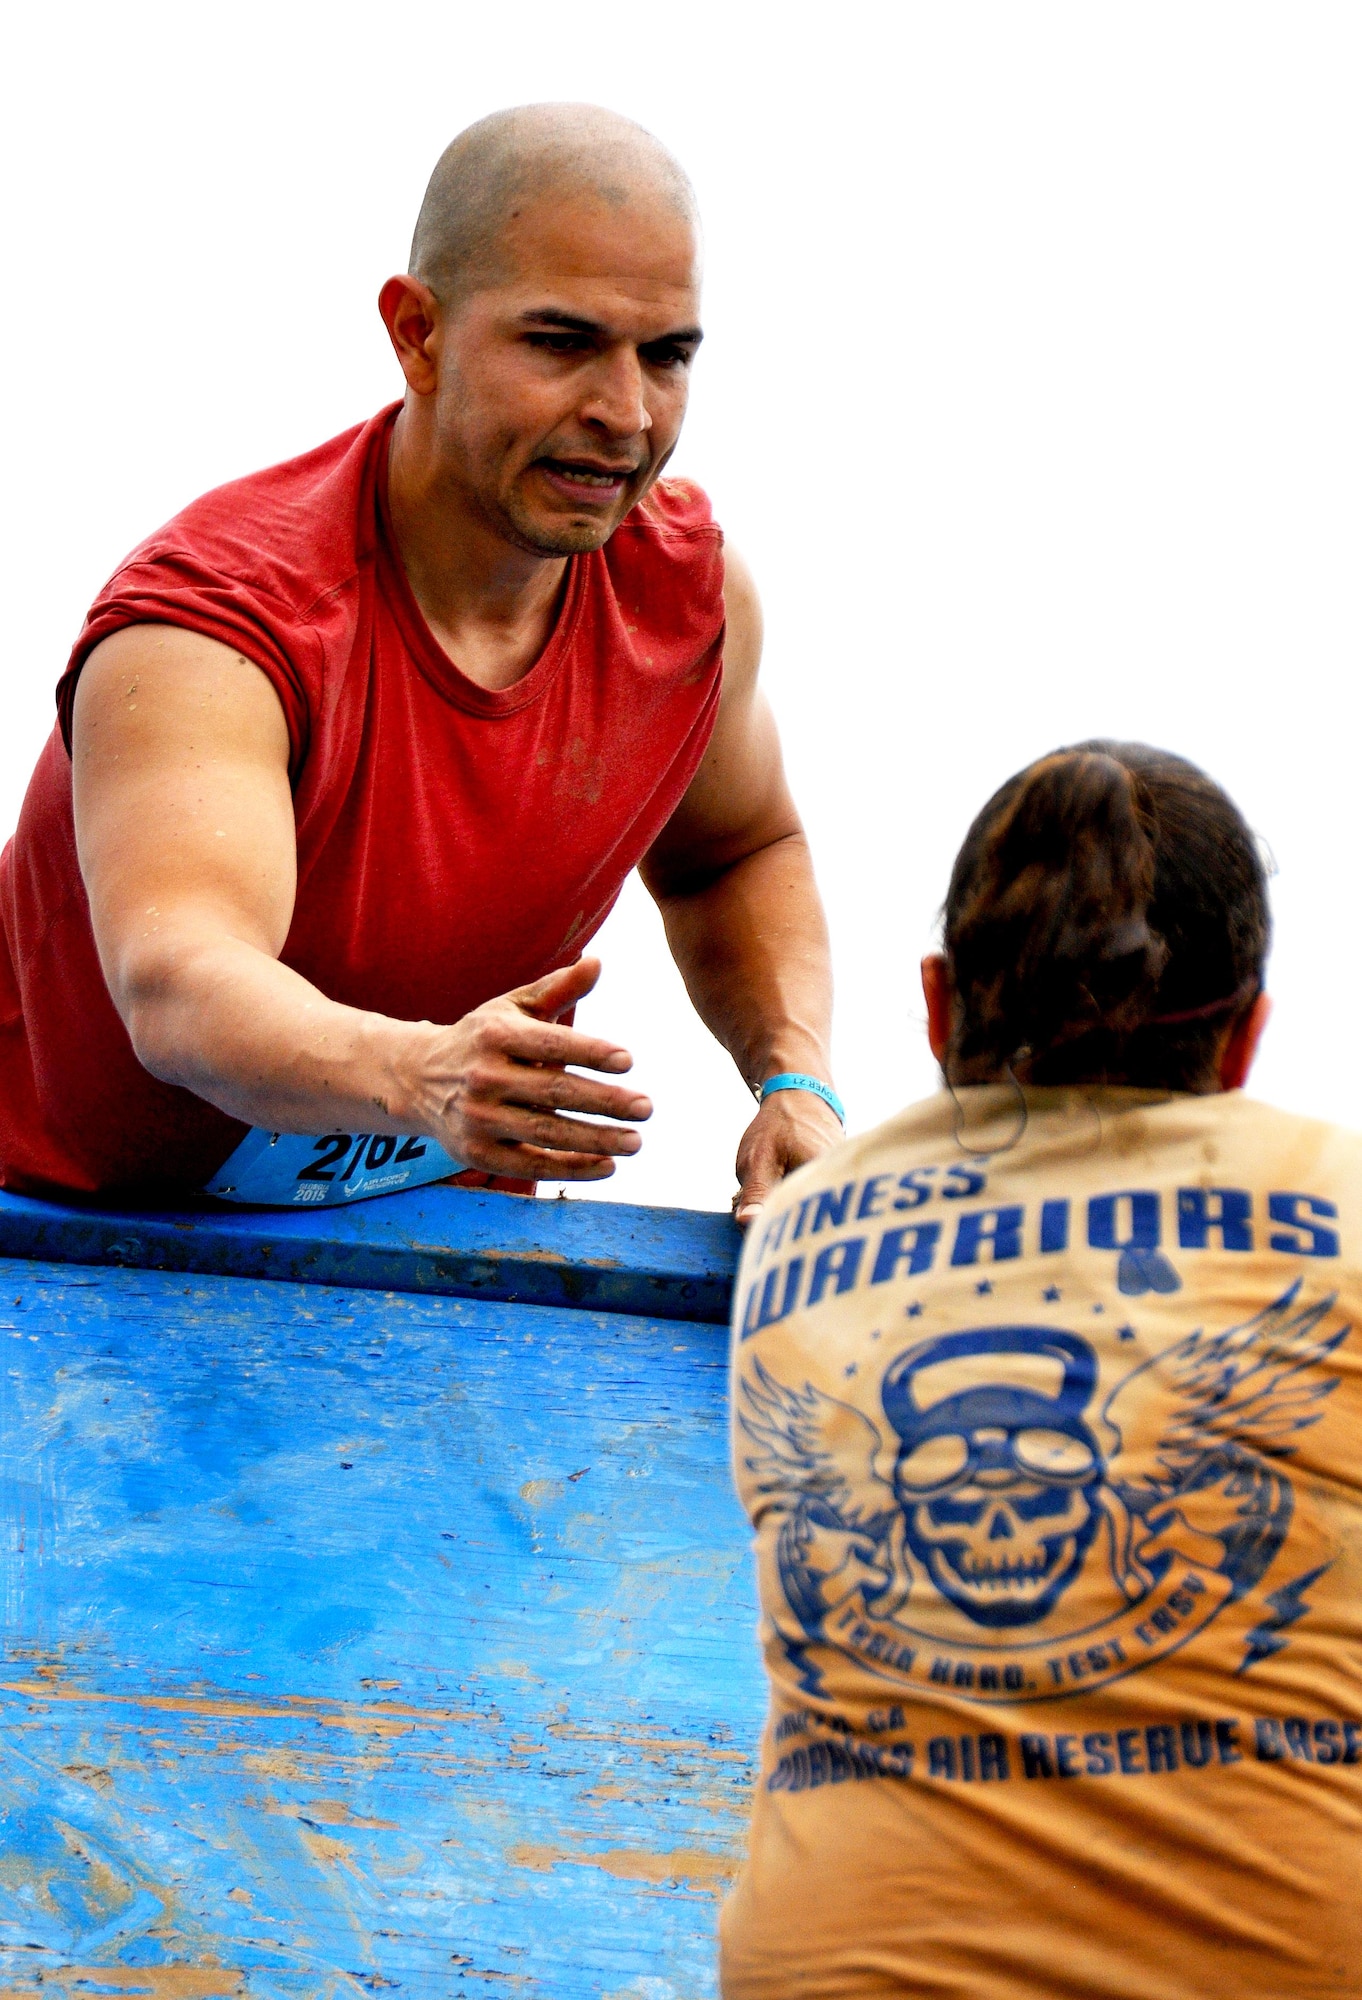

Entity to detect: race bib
[203,1128,463,1206]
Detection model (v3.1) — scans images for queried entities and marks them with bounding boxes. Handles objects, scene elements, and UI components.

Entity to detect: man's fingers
[427,960,654,1177]
[456,1135,622,1181]
[503,959,641,1074]
[464,1104,643,1158]
[734,1177,775,1228]
[731,1092,845,1227]
[529,1154,616,1180]
[501,1065,652,1123]
[461,1044,650,1121]
[500,1016,639,1078]
[733,1120,782,1225]
[513,955,603,1023]
[733,1140,779,1224]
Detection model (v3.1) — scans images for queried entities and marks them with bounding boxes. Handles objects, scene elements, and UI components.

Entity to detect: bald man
[0,105,842,1215]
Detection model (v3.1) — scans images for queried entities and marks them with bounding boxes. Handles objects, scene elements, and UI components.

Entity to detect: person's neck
[386,404,569,693]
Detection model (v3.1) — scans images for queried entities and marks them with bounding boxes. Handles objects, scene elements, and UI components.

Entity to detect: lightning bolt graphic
[1238,1562,1332,1674]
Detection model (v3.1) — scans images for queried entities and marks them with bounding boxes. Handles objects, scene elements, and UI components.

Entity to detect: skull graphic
[881,1328,1105,1628]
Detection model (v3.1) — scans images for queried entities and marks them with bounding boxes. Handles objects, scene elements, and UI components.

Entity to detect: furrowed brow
[518,309,607,335]
[518,309,704,347]
[646,325,704,349]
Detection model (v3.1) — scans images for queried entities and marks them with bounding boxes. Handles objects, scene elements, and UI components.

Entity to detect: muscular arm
[640,548,840,1221]
[71,625,650,1180]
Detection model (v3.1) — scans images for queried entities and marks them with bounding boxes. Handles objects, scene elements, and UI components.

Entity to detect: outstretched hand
[413,957,651,1181]
[732,1089,845,1227]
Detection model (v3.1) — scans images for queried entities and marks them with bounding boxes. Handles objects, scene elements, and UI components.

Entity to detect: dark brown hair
[942,741,1270,1089]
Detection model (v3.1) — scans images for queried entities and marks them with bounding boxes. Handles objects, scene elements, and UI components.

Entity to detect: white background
[3,3,1358,1213]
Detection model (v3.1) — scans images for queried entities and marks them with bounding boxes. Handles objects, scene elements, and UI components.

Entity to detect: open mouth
[538,459,636,497]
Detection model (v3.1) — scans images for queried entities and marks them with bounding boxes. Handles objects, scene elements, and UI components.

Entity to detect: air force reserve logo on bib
[739,1285,1346,1703]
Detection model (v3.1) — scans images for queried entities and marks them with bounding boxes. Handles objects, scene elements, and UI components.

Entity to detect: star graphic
[976,1279,994,1296]
[844,1362,859,1377]
[1117,1324,1136,1342]
[1092,1302,1104,1314]
[906,1303,922,1319]
[1043,1286,1061,1303]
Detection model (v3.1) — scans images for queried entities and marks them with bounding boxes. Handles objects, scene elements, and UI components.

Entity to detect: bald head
[409,103,699,308]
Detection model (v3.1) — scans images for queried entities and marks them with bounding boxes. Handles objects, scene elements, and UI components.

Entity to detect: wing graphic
[1100,1281,1347,1601]
[738,1356,892,1529]
[738,1359,901,1690]
[1104,1281,1346,1496]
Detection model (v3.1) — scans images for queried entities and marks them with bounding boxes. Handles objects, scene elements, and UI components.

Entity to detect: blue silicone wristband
[760,1073,845,1125]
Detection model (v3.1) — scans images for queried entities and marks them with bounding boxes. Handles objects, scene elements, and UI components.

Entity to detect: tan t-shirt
[722,1089,1362,2000]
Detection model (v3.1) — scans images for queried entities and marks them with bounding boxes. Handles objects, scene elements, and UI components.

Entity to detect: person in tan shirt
[723,741,1362,1999]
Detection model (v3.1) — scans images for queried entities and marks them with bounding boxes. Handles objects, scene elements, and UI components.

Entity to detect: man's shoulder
[615,475,722,544]
[60,407,400,757]
[107,404,398,615]
[601,476,725,639]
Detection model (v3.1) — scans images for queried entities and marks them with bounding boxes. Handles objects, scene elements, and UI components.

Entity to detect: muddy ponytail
[942,742,1269,1089]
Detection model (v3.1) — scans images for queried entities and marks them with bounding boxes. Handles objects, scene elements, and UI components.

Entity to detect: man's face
[426,190,703,555]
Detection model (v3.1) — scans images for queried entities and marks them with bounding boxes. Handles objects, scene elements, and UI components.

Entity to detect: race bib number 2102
[203,1128,463,1207]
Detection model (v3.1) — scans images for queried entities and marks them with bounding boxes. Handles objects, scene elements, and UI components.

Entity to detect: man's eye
[527,333,589,354]
[644,346,692,371]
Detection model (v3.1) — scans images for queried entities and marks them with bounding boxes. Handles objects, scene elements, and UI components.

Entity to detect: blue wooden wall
[0,1191,757,1998]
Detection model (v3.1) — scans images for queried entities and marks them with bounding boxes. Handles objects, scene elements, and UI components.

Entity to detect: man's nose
[580,350,652,438]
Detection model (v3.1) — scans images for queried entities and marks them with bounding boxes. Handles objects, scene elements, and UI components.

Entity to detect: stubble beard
[500,504,619,557]
[433,408,634,557]
[489,477,641,558]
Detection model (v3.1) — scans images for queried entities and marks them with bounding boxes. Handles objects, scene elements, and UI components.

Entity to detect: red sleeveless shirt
[0,406,726,1196]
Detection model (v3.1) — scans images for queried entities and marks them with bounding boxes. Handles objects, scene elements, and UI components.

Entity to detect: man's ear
[378,275,442,395]
[922,954,953,1067]
[1218,991,1272,1091]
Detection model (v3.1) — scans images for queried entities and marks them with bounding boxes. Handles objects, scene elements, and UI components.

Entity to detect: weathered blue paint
[0,1186,742,1324]
[0,1246,762,1996]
